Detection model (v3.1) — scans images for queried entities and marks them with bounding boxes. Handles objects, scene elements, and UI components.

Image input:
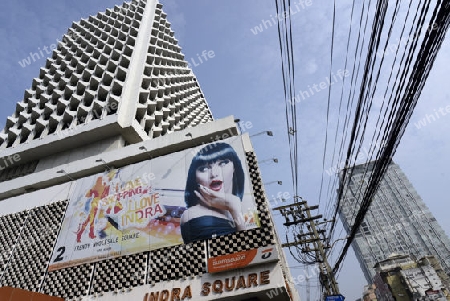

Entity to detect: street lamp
[259,157,279,164]
[250,131,273,137]
[56,169,75,181]
[95,159,113,171]
[234,119,243,133]
[264,180,282,186]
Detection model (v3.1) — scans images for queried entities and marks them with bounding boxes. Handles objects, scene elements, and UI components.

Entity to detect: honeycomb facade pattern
[137,5,212,137]
[0,152,275,300]
[0,0,213,149]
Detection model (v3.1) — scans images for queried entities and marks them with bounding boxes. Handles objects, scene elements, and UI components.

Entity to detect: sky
[1,1,450,300]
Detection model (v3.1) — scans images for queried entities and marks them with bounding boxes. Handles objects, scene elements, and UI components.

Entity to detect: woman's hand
[194,184,239,211]
[195,184,245,230]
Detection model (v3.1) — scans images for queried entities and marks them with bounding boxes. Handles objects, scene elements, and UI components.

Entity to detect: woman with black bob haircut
[180,142,246,243]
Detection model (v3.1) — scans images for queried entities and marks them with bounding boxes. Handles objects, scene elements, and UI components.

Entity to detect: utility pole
[274,198,341,299]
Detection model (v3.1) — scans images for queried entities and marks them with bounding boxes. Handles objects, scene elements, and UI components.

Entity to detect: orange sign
[0,287,64,301]
[207,245,278,273]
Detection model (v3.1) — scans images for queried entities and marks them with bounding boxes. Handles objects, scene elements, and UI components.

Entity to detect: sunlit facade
[0,1,299,300]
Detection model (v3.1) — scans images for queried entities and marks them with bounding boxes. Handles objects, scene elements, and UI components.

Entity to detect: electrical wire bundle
[274,0,450,291]
[330,0,450,275]
[274,0,313,265]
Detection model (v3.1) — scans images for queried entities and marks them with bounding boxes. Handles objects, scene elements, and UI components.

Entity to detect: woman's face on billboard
[195,159,234,194]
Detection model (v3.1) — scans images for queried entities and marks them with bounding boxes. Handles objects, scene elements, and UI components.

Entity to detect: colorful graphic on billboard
[49,136,259,271]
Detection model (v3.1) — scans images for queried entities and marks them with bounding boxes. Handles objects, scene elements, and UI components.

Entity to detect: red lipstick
[209,180,223,191]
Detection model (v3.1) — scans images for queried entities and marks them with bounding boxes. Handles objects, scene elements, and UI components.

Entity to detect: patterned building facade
[0,0,212,185]
[0,1,299,300]
[0,126,296,300]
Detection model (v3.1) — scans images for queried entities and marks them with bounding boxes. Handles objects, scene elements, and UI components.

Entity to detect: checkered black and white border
[1,201,67,293]
[208,151,276,257]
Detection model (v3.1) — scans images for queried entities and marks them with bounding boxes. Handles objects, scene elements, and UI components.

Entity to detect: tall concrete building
[0,0,213,184]
[0,1,299,300]
[338,161,450,282]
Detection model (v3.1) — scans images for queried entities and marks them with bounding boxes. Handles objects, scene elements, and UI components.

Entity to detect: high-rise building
[0,0,213,184]
[338,161,450,282]
[0,1,299,300]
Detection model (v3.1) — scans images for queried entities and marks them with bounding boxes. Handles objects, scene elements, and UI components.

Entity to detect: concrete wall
[35,135,126,173]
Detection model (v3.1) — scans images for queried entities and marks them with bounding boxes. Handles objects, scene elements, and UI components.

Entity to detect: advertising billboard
[48,136,260,271]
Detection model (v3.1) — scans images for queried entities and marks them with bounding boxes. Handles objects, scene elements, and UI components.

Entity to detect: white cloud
[306,59,318,74]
